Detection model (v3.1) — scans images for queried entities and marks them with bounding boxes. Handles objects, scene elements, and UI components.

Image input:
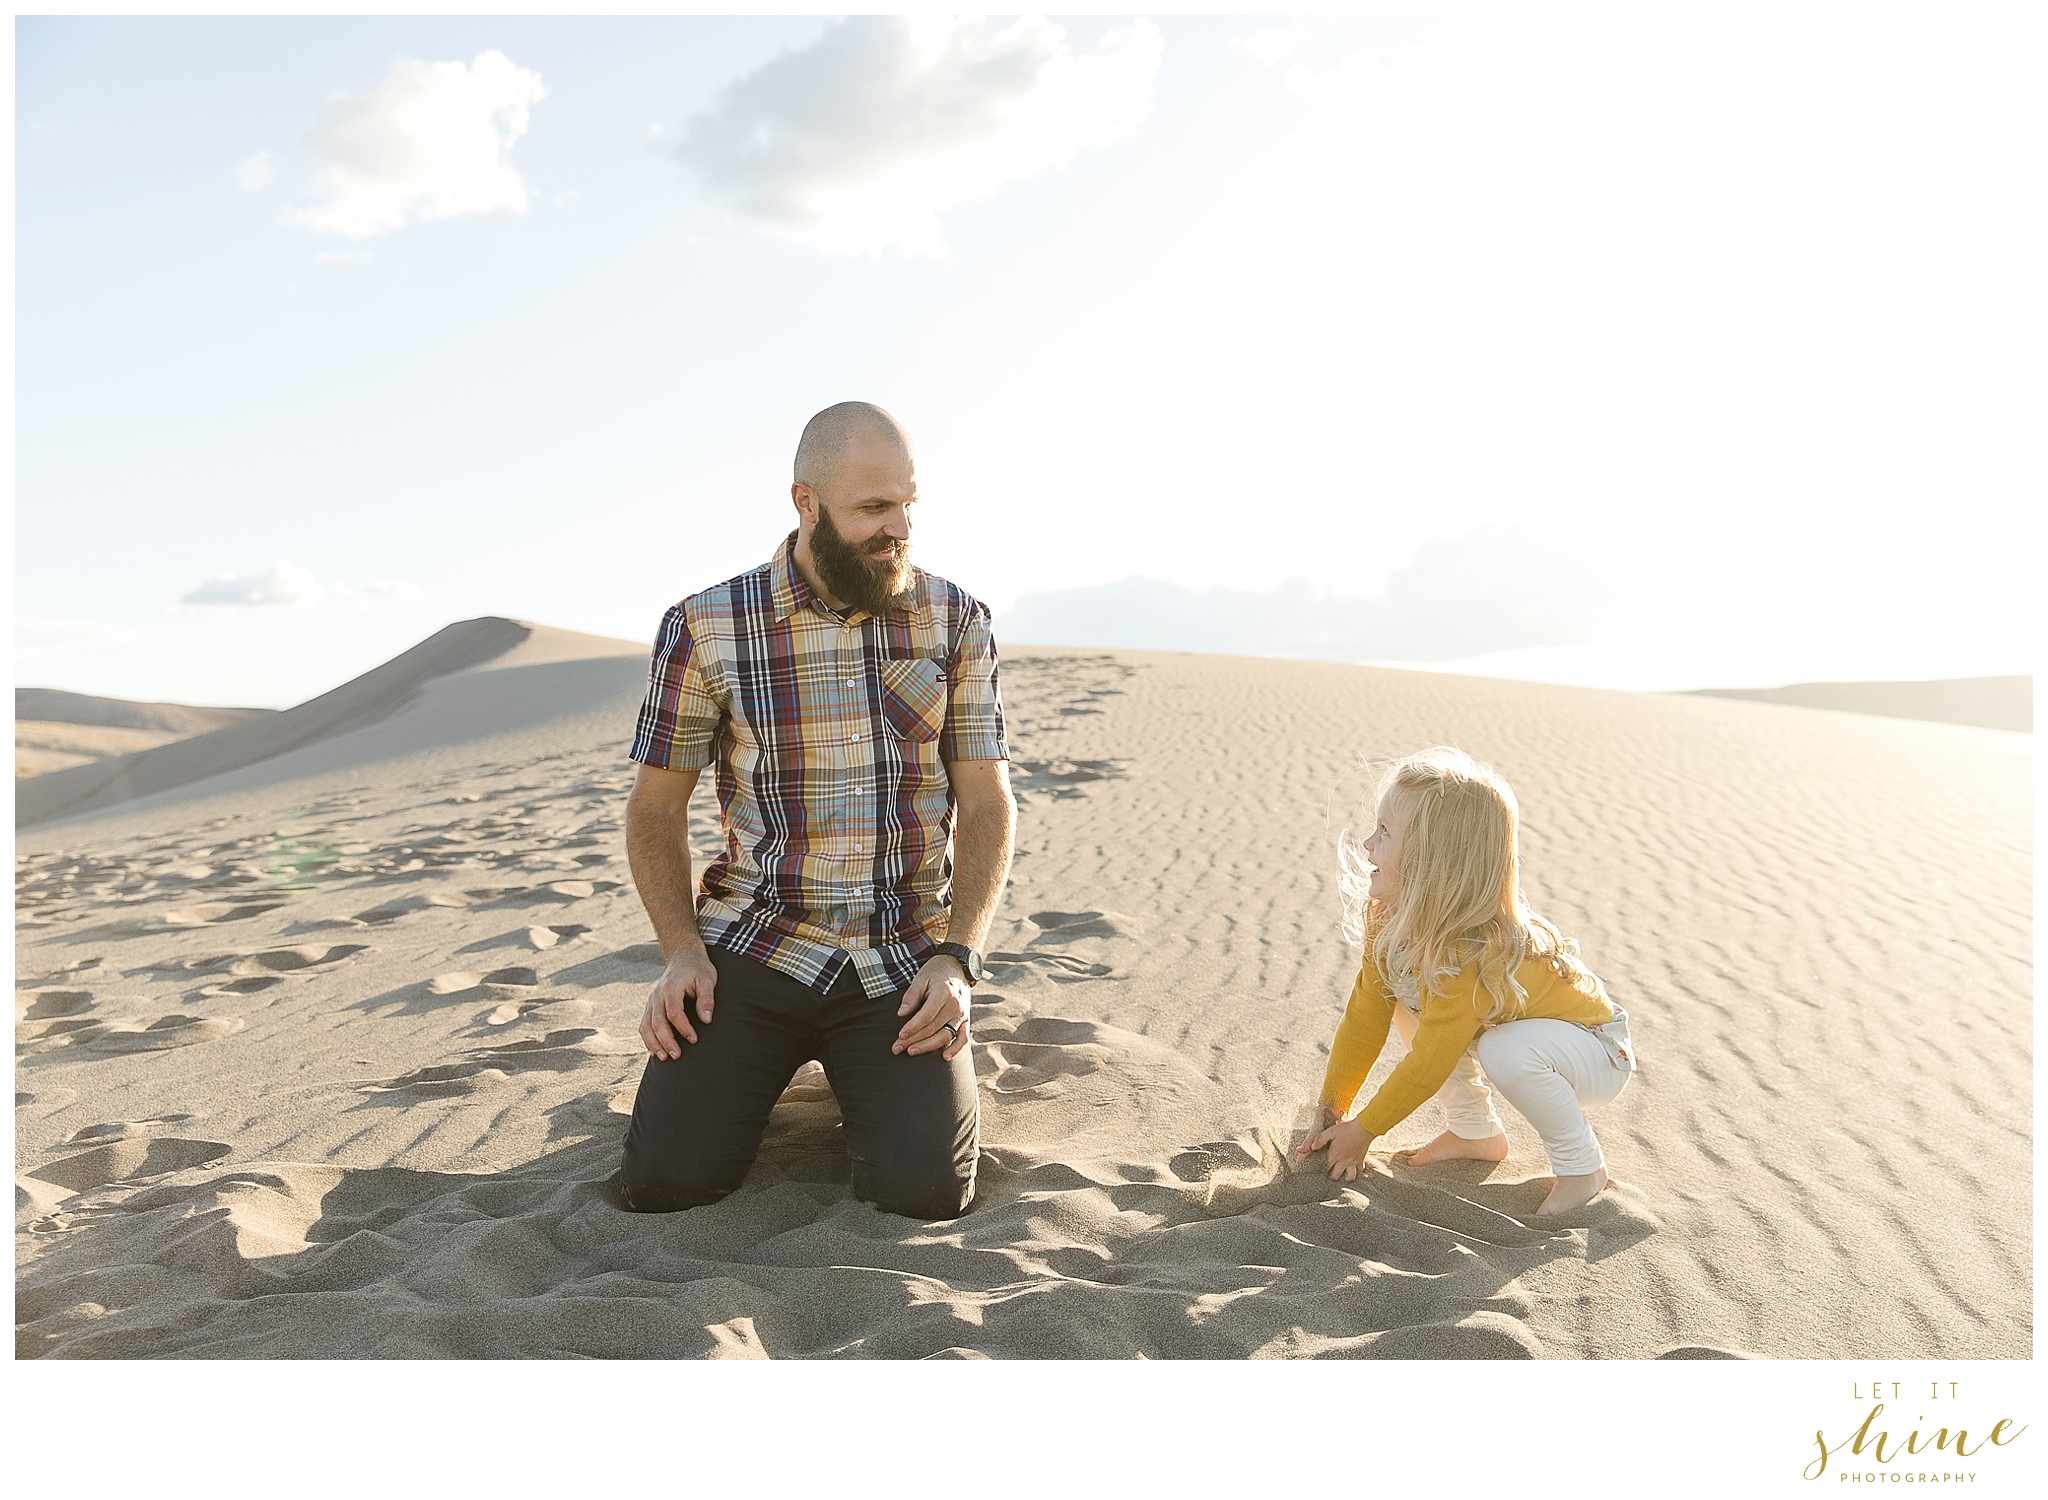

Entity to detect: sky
[13,9,2044,708]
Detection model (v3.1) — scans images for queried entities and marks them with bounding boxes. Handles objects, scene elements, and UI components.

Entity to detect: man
[618,401,1015,1220]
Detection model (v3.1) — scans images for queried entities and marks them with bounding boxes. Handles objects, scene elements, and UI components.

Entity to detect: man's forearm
[625,793,709,962]
[943,791,1016,951]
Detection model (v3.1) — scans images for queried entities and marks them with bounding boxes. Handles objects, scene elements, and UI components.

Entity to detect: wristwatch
[932,941,986,986]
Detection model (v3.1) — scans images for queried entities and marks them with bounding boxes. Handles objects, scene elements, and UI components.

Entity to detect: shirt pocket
[878,657,947,743]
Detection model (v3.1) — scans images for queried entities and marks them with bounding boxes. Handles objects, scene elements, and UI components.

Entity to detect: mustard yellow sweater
[1319,953,1615,1138]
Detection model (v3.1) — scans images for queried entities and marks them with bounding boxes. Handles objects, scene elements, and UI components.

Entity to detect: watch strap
[933,941,984,985]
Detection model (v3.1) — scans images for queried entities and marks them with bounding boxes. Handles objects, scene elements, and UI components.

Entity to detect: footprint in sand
[17,1009,111,1051]
[537,943,665,990]
[18,958,105,987]
[466,1028,619,1073]
[476,1027,604,1055]
[21,1137,234,1217]
[362,881,614,919]
[353,892,476,925]
[142,945,369,998]
[361,1062,511,1098]
[975,1018,1114,1095]
[161,901,290,928]
[984,911,1134,985]
[1009,758,1129,804]
[1027,910,1138,941]
[86,1015,248,1054]
[16,1087,79,1111]
[524,924,591,950]
[1656,1344,1756,1360]
[58,1115,198,1146]
[483,998,595,1028]
[196,976,287,996]
[983,954,1114,991]
[427,967,539,999]
[225,944,369,976]
[18,990,94,1022]
[985,951,1114,983]
[1168,1139,1268,1183]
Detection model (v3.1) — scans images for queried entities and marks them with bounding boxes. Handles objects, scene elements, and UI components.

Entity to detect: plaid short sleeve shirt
[629,533,1009,998]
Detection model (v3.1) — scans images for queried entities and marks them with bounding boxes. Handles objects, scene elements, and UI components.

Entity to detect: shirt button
[849,732,860,742]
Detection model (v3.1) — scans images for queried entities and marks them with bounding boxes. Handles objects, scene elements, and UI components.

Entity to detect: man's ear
[791,482,816,526]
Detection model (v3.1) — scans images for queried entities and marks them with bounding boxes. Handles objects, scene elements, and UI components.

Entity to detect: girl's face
[1362,790,1413,904]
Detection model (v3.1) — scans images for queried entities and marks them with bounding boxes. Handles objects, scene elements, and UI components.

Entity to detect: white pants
[1387,1007,1629,1177]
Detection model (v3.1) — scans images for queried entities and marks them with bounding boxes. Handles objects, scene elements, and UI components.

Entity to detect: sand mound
[16,618,645,829]
[17,693,278,780]
[14,640,2030,1359]
[16,688,276,736]
[1686,673,2030,732]
[18,1010,1632,1358]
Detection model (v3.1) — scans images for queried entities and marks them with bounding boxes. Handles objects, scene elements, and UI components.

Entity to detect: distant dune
[17,722,191,779]
[13,622,2029,1360]
[13,618,644,827]
[15,690,280,780]
[17,688,277,736]
[1684,675,2030,732]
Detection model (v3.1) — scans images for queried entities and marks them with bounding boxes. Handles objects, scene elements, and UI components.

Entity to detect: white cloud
[312,249,372,265]
[341,580,424,601]
[1263,44,1493,206]
[1233,25,1309,68]
[677,16,1163,257]
[180,561,324,609]
[999,529,1606,662]
[283,50,547,240]
[234,151,279,191]
[15,614,144,660]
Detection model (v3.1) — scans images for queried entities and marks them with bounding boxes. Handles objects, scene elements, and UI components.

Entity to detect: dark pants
[619,947,978,1219]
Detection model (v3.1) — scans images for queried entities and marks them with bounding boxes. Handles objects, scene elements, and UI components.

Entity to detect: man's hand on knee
[894,957,971,1061]
[640,948,719,1060]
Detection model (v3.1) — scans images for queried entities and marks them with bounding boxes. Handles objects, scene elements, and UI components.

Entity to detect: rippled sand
[15,628,2032,1358]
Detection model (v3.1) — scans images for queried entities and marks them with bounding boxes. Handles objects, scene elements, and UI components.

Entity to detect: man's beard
[811,505,914,615]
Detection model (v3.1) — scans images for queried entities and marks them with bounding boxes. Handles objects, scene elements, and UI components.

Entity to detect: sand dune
[16,688,276,736]
[17,723,190,779]
[14,628,2031,1359]
[14,618,642,828]
[16,691,278,780]
[1686,674,2030,733]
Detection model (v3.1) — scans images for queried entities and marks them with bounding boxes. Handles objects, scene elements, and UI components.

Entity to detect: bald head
[794,401,912,494]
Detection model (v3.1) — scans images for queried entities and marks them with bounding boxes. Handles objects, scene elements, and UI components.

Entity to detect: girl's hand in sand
[1298,1115,1374,1181]
[640,948,718,1060]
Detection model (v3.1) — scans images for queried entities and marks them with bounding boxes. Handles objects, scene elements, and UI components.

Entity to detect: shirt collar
[768,531,812,623]
[769,530,934,627]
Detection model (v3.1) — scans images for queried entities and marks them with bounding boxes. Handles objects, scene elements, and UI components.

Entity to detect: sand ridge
[14,616,644,828]
[14,638,2033,1359]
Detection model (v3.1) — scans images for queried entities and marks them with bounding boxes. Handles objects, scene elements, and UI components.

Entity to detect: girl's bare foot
[1533,1167,1608,1216]
[1403,1129,1509,1165]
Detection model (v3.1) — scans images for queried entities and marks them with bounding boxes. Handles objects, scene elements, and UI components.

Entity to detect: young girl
[1296,746,1637,1216]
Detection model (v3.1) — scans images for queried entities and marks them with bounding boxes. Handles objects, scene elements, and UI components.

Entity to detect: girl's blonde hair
[1338,746,1600,1022]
